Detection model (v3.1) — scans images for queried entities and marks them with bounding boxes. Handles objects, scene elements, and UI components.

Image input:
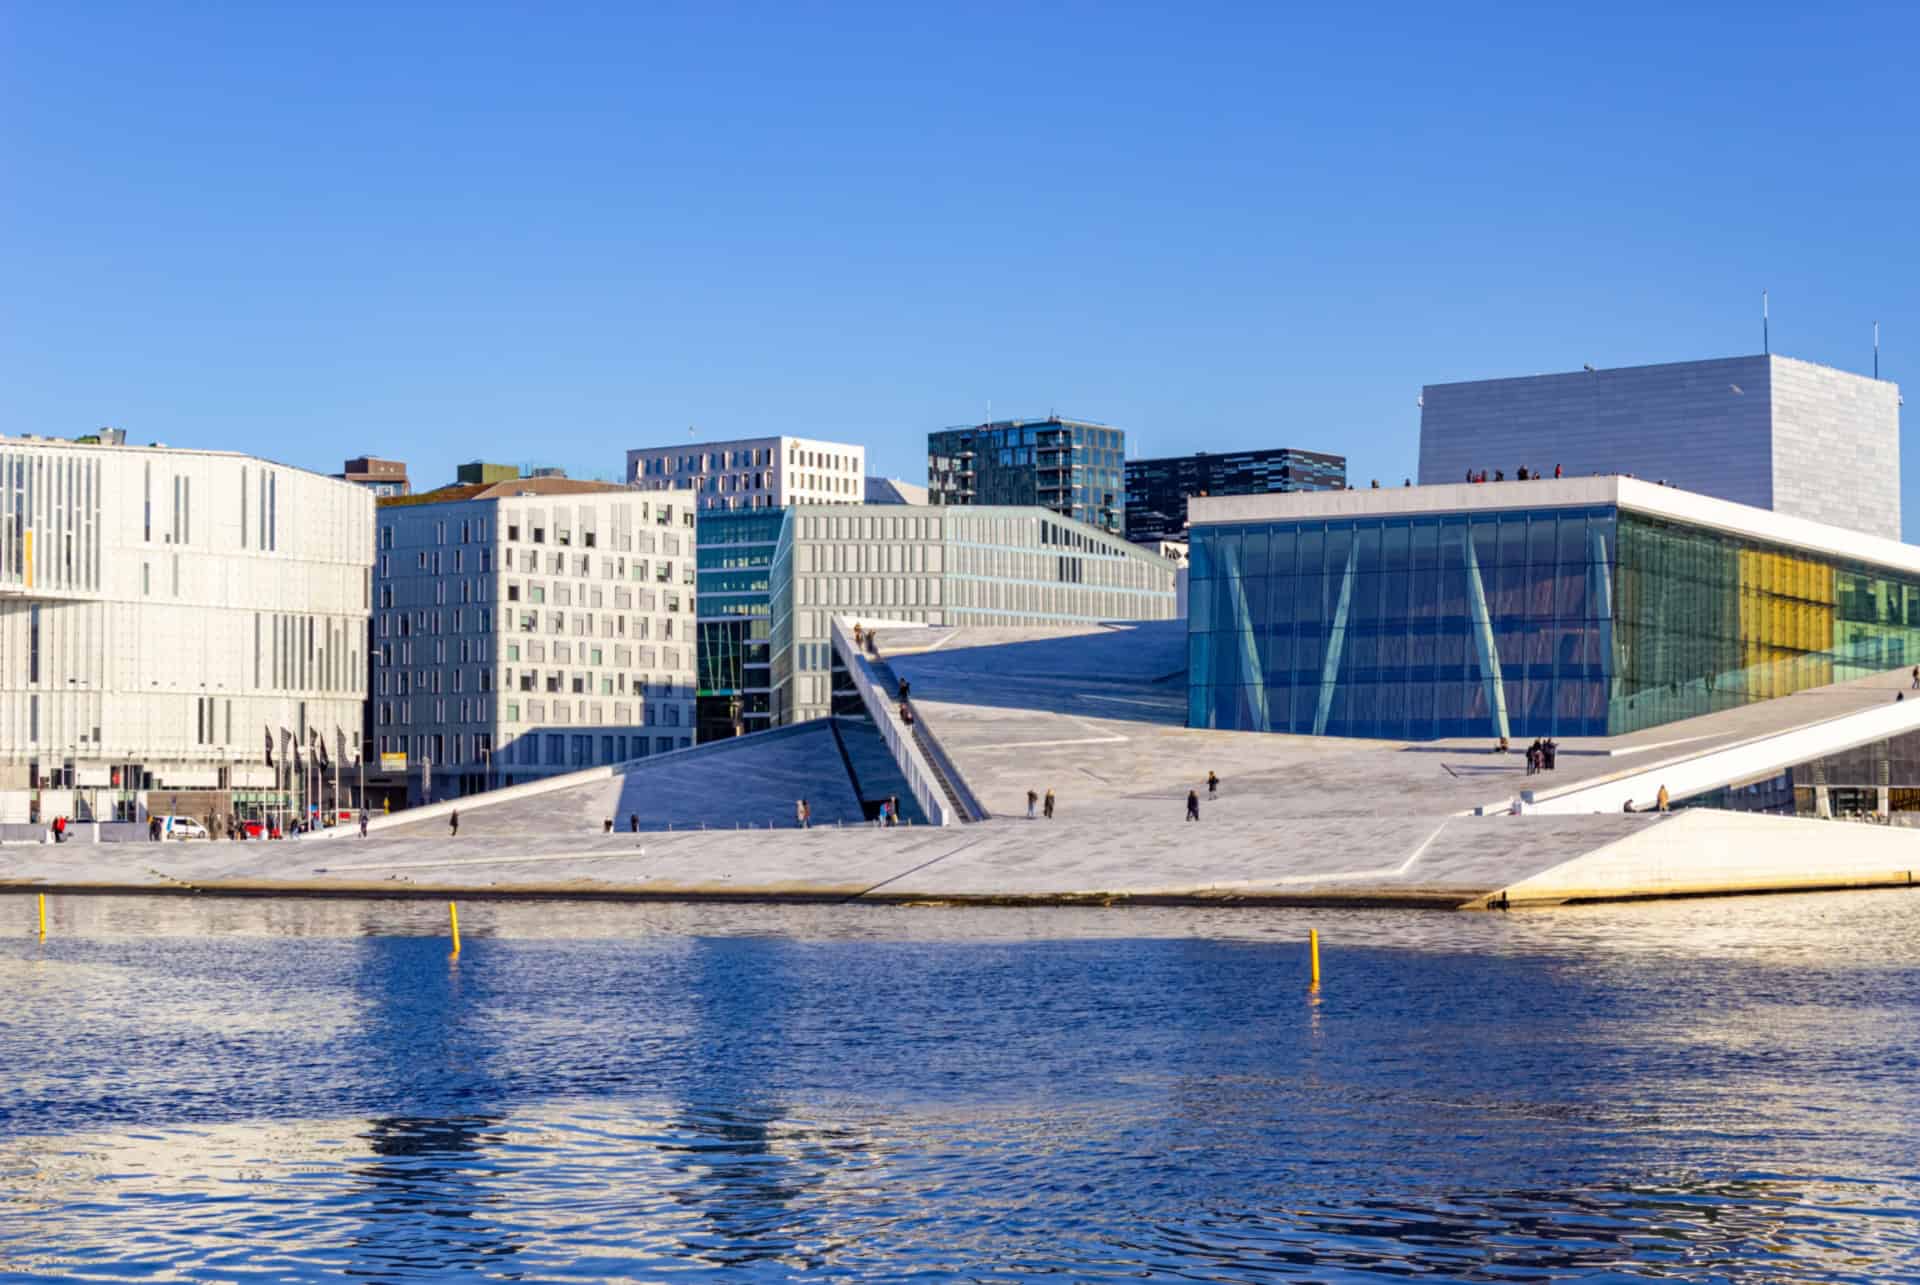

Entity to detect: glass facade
[926,418,1125,535]
[1189,504,1920,741]
[694,509,786,742]
[1125,447,1347,543]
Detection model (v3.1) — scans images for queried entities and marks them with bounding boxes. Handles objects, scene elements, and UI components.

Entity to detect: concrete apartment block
[1418,355,1900,540]
[369,479,698,807]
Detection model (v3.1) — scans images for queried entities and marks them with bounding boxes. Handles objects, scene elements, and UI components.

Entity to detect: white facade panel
[625,434,866,513]
[0,437,373,819]
[1417,355,1900,540]
[1768,355,1901,540]
[768,504,1179,725]
[370,486,699,801]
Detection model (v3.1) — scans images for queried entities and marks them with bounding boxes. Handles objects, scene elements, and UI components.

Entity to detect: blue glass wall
[1188,507,1616,740]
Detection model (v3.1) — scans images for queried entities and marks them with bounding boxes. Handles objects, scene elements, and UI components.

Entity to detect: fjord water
[2,894,1917,1282]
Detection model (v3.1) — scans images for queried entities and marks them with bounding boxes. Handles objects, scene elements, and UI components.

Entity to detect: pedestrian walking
[358,809,368,838]
[629,813,639,833]
[888,794,900,825]
[1910,665,1917,690]
[603,817,613,833]
[449,809,460,837]
[1656,784,1670,813]
[1043,788,1055,820]
[149,815,161,842]
[1186,790,1200,822]
[796,799,811,829]
[1207,770,1219,799]
[1026,788,1038,820]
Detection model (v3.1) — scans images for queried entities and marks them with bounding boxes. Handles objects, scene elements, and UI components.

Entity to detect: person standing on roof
[1043,789,1055,820]
[1186,790,1200,822]
[1207,771,1219,799]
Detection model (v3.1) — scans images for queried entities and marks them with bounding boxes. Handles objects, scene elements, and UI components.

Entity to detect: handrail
[910,713,989,821]
[829,617,952,826]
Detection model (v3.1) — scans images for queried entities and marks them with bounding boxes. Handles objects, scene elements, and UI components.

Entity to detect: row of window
[505,669,682,696]
[510,608,682,635]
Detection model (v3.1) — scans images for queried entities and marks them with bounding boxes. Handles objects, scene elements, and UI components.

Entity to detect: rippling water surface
[2,892,1918,1282]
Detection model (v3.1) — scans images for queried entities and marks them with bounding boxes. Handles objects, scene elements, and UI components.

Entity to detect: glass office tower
[695,509,786,741]
[1189,492,1920,741]
[927,417,1125,535]
[1125,447,1347,543]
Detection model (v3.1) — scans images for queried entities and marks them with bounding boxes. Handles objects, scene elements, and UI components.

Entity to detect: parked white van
[159,817,210,840]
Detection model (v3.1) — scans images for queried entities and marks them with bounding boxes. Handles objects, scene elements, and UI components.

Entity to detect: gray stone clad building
[369,477,697,806]
[1417,354,1900,540]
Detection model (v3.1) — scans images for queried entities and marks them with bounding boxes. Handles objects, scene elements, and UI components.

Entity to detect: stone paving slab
[874,623,1920,829]
[0,809,1677,908]
[377,721,865,838]
[6,624,1915,911]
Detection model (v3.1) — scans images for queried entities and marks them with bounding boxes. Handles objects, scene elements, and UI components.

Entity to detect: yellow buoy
[38,893,47,940]
[1309,928,1320,987]
[449,901,461,956]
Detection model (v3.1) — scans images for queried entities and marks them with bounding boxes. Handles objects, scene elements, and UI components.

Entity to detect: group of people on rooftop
[1466,464,1564,483]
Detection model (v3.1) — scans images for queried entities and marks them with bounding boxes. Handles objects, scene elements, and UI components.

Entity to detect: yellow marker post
[1309,928,1320,987]
[38,893,47,940]
[448,901,461,956]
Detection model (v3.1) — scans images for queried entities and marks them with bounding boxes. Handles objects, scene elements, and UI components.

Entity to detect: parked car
[158,817,210,840]
[239,820,282,839]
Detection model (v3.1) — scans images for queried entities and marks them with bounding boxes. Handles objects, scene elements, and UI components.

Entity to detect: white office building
[368,478,697,806]
[626,435,866,511]
[769,504,1179,724]
[0,433,373,825]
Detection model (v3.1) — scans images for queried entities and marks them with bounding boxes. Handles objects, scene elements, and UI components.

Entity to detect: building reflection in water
[342,936,525,1274]
[653,935,875,1272]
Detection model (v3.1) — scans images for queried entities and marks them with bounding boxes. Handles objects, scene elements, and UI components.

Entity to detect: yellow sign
[22,529,30,589]
[379,752,408,772]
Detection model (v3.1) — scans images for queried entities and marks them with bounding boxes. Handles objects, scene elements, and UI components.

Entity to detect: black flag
[264,725,274,768]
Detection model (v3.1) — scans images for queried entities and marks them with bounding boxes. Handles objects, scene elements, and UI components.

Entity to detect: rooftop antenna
[1762,289,1770,355]
[1874,321,1880,379]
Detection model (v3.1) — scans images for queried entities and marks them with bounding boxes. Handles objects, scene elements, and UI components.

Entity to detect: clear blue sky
[4,4,1915,526]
